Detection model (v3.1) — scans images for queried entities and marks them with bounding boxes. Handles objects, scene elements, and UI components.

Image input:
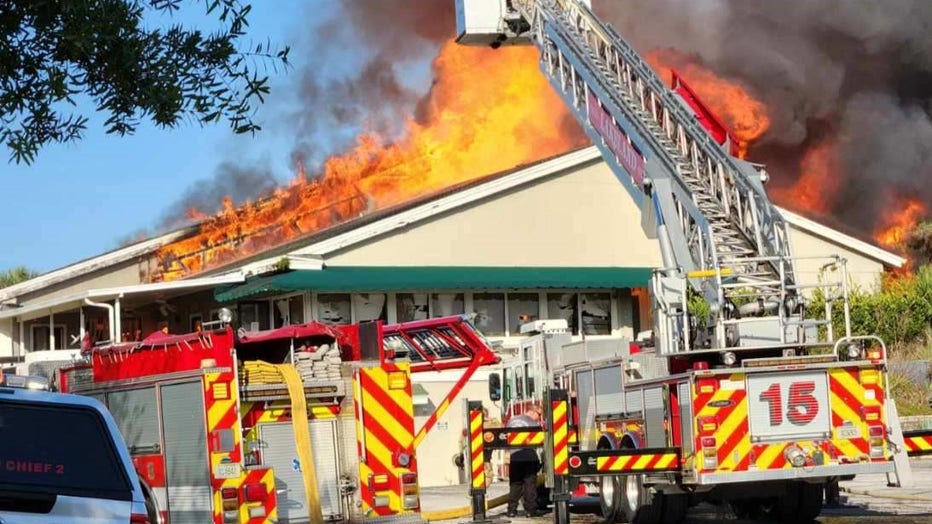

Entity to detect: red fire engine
[454,1,915,523]
[58,312,499,524]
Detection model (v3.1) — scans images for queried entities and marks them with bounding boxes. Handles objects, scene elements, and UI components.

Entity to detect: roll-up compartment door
[160,381,211,524]
[259,419,342,522]
[107,387,160,453]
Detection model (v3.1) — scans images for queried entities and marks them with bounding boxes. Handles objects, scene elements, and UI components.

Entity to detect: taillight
[130,513,151,524]
[700,436,718,470]
[696,377,718,395]
[697,416,717,434]
[243,482,267,502]
[221,486,239,518]
[400,472,419,510]
[869,425,885,459]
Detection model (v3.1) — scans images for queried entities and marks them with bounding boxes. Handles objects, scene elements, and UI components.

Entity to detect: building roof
[2,146,906,303]
[0,226,197,304]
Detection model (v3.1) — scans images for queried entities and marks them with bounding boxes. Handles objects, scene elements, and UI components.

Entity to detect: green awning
[215,266,652,302]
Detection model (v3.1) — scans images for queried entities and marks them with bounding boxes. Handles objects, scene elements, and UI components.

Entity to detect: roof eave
[777,207,906,268]
[0,226,197,303]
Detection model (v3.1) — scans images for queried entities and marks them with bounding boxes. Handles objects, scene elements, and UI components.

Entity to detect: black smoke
[157,161,279,229]
[594,0,932,233]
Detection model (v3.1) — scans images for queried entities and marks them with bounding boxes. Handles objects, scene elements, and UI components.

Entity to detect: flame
[646,49,770,158]
[875,199,926,250]
[773,141,840,216]
[150,43,587,280]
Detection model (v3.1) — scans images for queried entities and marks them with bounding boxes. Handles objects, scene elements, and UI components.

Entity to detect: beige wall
[17,261,141,304]
[0,318,12,357]
[788,227,885,293]
[327,163,664,268]
[326,160,889,294]
[413,370,499,487]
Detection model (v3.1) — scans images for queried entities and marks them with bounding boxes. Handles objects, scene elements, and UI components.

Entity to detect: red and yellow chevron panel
[693,373,750,472]
[692,366,891,478]
[828,367,883,460]
[469,408,486,489]
[355,363,418,517]
[597,452,678,472]
[551,397,570,475]
[566,448,680,475]
[204,372,278,523]
[509,430,545,446]
[904,431,932,456]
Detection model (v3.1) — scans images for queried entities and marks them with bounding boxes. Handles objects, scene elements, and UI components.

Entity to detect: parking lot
[421,458,932,524]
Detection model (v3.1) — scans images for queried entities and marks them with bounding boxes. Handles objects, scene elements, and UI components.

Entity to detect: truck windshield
[0,401,133,501]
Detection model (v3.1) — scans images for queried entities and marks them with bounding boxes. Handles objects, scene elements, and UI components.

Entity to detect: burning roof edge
[196,146,606,278]
[2,145,906,302]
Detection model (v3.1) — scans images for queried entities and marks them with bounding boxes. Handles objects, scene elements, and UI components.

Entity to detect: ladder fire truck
[455,1,915,522]
[57,312,499,524]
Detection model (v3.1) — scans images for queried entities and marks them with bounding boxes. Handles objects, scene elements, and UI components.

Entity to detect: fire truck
[57,312,499,524]
[454,1,914,522]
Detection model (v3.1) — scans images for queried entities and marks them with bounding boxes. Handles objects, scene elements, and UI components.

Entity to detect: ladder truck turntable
[57,312,500,524]
[454,1,917,523]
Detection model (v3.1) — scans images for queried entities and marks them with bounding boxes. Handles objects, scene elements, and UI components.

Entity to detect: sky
[0,1,433,273]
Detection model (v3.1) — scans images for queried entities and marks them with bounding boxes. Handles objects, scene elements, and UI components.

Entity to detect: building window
[31,325,66,351]
[396,293,429,323]
[430,293,464,317]
[238,301,270,331]
[547,292,579,334]
[272,295,306,327]
[507,293,539,335]
[289,295,305,325]
[317,294,351,325]
[580,293,612,335]
[354,293,387,322]
[473,293,505,336]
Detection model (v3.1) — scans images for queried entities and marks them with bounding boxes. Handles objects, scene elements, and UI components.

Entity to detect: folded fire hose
[243,360,323,524]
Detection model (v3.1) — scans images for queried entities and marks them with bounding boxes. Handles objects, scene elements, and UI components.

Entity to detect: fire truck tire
[620,474,664,524]
[599,475,624,522]
[661,494,688,524]
[772,481,822,522]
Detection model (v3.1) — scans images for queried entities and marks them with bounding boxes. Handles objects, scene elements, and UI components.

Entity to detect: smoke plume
[289,0,456,170]
[158,162,279,229]
[594,0,932,233]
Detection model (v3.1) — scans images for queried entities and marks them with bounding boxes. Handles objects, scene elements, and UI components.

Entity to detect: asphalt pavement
[419,458,932,524]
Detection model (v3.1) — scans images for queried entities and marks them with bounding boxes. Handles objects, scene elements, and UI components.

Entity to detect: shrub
[807,264,932,349]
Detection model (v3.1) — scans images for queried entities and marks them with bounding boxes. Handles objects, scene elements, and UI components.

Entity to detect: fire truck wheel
[598,475,624,522]
[620,474,670,524]
[771,481,822,522]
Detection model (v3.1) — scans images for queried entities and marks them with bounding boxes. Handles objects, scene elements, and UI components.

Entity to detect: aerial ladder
[454,1,914,523]
[459,0,799,358]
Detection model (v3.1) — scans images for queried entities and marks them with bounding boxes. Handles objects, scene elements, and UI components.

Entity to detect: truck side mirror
[488,372,502,402]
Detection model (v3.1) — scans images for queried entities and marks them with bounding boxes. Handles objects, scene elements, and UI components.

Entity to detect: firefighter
[506,406,546,518]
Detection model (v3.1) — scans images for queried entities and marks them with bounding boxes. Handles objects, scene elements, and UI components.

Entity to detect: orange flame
[646,49,771,158]
[773,141,840,216]
[875,199,926,250]
[150,43,586,280]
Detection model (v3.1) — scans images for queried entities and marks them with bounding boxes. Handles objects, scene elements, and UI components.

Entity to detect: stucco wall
[17,261,141,304]
[0,318,12,357]
[326,162,664,268]
[787,226,885,293]
[324,161,890,294]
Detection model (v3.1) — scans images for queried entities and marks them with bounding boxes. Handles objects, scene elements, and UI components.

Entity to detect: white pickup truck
[0,375,154,523]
